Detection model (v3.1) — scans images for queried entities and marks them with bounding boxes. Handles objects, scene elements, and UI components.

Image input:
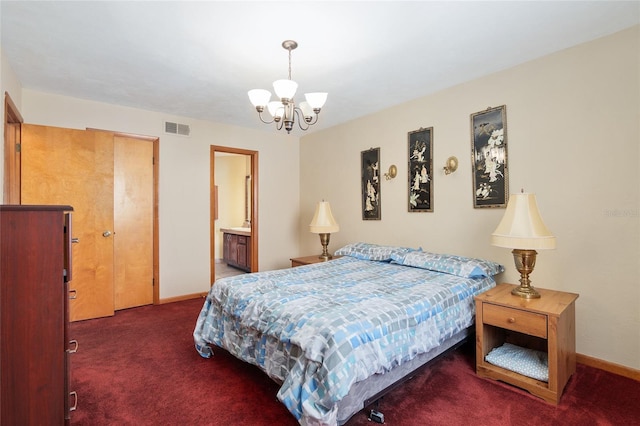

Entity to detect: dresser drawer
[483,303,547,338]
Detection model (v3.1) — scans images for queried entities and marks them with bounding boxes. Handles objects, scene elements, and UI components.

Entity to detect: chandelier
[248,40,327,133]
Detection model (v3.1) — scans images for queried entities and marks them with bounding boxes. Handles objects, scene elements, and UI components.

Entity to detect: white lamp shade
[299,101,315,119]
[491,193,556,250]
[247,89,271,107]
[267,101,284,118]
[305,92,328,109]
[273,79,298,100]
[309,201,339,233]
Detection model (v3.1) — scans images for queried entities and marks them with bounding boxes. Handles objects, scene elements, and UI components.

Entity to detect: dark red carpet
[70,298,640,425]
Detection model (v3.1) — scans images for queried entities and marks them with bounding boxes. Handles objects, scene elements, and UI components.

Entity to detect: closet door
[113,135,154,309]
[21,125,115,321]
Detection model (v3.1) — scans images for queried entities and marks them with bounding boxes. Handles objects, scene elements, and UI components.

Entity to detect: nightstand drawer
[483,304,547,339]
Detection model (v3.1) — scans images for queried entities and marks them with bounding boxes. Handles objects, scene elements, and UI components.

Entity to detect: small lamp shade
[309,201,339,233]
[247,89,271,108]
[304,92,328,109]
[267,101,285,118]
[491,193,556,250]
[298,101,315,120]
[273,79,298,100]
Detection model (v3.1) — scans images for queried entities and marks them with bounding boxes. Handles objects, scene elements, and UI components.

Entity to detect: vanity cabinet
[222,230,251,272]
[1,205,76,425]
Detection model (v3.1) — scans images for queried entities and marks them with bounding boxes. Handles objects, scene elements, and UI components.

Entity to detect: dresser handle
[68,340,79,354]
[69,391,78,411]
[508,317,516,323]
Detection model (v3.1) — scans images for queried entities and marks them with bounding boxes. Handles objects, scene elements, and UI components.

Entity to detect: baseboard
[159,292,208,304]
[577,353,640,381]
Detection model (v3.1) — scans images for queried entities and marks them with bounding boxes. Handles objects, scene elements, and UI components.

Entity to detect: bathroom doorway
[210,146,259,285]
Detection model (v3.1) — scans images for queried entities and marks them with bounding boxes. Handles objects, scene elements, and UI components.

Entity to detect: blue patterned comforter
[193,256,496,425]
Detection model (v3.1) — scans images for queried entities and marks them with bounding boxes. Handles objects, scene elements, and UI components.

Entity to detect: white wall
[17,90,301,299]
[1,48,24,199]
[299,26,640,369]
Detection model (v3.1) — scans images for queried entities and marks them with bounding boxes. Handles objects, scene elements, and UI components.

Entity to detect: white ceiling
[2,1,639,134]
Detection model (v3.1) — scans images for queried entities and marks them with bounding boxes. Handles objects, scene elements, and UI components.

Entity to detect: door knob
[103,230,112,237]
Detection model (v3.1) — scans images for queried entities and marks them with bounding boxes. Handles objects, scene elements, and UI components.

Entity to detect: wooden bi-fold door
[113,134,154,310]
[20,124,155,321]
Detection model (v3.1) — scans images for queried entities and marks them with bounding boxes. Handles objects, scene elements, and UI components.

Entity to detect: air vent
[164,121,191,137]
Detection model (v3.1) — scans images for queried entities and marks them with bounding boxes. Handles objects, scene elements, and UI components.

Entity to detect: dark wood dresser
[1,205,76,424]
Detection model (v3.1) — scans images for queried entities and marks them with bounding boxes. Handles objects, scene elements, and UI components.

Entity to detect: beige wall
[300,26,640,369]
[10,89,301,300]
[214,154,249,259]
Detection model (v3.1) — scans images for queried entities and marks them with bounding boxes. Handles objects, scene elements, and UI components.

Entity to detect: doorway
[210,145,258,285]
[3,92,23,204]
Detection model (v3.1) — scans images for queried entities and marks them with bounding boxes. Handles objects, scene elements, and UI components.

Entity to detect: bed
[193,243,503,425]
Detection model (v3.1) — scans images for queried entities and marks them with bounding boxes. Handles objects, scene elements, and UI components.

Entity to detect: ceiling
[2,1,639,134]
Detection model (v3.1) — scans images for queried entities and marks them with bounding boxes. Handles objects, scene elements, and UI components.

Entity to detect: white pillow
[334,242,416,262]
[485,343,549,382]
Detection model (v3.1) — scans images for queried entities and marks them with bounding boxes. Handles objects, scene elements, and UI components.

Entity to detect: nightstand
[290,255,341,267]
[475,283,579,404]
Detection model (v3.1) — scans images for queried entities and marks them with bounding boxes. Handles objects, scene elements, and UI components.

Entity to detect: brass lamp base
[511,249,541,299]
[317,233,333,261]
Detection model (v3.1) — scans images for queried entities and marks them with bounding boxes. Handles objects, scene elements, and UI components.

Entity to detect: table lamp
[491,192,556,298]
[309,201,339,261]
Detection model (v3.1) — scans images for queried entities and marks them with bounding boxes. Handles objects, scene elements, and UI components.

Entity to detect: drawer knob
[67,339,79,354]
[508,317,516,323]
[69,391,78,411]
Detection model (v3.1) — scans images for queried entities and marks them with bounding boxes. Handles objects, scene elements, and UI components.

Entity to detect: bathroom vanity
[221,227,251,272]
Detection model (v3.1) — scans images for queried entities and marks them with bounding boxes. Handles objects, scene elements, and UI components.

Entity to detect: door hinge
[15,143,21,153]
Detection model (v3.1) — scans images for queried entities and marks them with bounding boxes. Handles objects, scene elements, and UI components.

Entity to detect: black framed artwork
[408,127,433,212]
[471,105,509,208]
[361,147,381,220]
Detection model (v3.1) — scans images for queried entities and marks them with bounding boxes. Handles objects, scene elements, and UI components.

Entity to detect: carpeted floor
[69,298,640,425]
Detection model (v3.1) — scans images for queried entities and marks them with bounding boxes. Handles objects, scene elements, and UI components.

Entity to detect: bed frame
[336,327,472,425]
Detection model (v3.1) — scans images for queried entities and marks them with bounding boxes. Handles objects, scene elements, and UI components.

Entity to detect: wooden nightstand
[290,255,341,267]
[475,283,579,404]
